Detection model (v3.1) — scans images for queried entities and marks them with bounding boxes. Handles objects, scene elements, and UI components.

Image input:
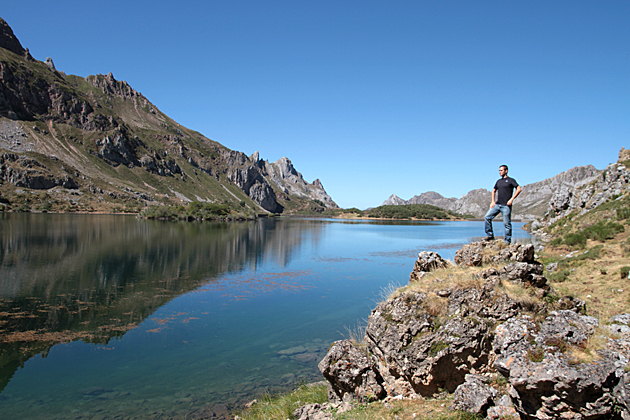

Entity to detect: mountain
[383,165,601,220]
[0,17,337,214]
[533,147,630,229]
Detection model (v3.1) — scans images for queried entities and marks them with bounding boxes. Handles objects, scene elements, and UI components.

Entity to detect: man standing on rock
[484,165,521,244]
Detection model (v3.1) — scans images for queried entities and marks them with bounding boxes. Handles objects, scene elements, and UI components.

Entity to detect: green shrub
[548,269,571,283]
[583,221,625,242]
[574,245,603,261]
[365,204,462,220]
[621,266,630,280]
[564,232,587,248]
[618,207,630,220]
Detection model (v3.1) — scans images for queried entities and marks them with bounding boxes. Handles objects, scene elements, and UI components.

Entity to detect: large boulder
[451,374,497,416]
[409,251,450,282]
[493,311,628,420]
[364,291,492,397]
[455,241,536,267]
[317,339,385,403]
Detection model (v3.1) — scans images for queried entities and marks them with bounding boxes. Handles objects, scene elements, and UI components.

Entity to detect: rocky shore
[292,240,630,420]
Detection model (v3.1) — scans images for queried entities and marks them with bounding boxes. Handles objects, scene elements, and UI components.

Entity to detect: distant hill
[0,17,337,214]
[383,165,601,220]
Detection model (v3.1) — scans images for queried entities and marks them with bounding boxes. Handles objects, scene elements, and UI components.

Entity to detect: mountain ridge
[0,17,337,215]
[383,164,601,220]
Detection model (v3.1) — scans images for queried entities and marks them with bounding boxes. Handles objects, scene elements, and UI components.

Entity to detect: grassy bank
[234,382,480,420]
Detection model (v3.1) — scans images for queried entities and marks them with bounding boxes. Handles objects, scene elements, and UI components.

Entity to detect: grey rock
[293,401,354,420]
[455,242,539,270]
[318,340,385,403]
[487,404,520,420]
[45,57,55,70]
[364,291,491,397]
[260,155,338,209]
[451,374,497,415]
[494,313,627,420]
[409,251,450,282]
[96,134,138,167]
[609,314,630,335]
[454,242,485,266]
[611,314,630,326]
[546,262,558,272]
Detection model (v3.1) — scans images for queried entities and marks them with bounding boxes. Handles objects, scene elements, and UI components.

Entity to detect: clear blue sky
[3,1,629,209]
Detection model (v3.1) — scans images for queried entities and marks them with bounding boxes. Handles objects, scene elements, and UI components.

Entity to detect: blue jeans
[484,204,512,243]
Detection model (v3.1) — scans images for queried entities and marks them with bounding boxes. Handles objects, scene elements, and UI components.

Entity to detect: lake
[0,213,531,419]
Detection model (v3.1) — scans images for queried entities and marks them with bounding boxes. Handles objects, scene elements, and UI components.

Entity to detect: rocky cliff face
[250,152,338,210]
[383,166,601,220]
[536,148,630,228]
[0,17,336,213]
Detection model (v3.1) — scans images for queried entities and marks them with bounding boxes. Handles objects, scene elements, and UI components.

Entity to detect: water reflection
[0,215,531,419]
[0,214,324,393]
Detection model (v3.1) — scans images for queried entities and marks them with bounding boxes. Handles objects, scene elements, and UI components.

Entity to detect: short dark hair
[500,165,508,172]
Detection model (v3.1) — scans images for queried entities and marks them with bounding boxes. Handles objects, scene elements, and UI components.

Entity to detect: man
[484,165,521,244]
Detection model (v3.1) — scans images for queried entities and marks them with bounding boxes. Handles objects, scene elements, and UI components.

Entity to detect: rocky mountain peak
[0,17,26,56]
[86,73,140,99]
[383,194,405,206]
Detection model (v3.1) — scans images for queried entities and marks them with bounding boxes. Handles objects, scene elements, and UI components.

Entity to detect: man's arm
[507,185,522,206]
[490,188,497,208]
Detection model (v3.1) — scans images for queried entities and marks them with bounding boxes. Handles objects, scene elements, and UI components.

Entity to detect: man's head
[499,165,508,177]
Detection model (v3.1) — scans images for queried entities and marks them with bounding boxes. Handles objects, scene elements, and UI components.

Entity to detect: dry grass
[394,265,485,297]
[423,294,449,317]
[566,327,610,365]
[498,279,543,308]
[548,229,630,320]
[334,395,478,420]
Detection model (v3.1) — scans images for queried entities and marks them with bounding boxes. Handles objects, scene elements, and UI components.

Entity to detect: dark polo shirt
[494,176,519,206]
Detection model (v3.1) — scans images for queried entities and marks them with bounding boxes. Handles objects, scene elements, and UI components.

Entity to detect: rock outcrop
[250,152,338,210]
[314,241,630,420]
[547,155,630,221]
[409,251,451,282]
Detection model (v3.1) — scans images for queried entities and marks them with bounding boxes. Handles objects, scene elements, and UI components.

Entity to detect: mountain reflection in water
[0,214,322,393]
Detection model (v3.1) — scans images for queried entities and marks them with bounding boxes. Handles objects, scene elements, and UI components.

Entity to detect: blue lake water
[0,214,530,419]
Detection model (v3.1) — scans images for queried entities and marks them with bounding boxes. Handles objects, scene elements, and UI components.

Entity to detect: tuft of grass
[423,294,449,317]
[548,269,571,283]
[377,282,404,303]
[342,320,368,347]
[527,347,545,362]
[498,280,542,308]
[566,329,607,365]
[235,382,328,420]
